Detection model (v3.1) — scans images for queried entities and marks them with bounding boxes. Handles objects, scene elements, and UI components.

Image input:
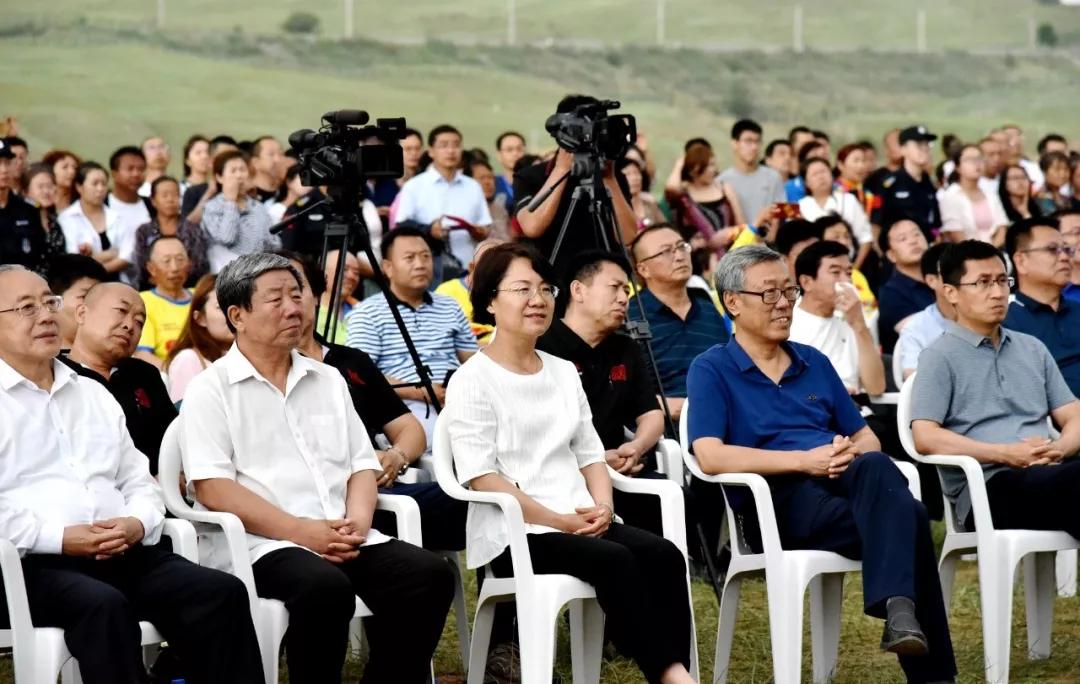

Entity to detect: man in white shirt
[0,264,262,684]
[138,136,170,198]
[107,146,151,284]
[977,136,1004,197]
[897,243,955,380]
[790,240,886,396]
[178,253,453,683]
[394,124,492,283]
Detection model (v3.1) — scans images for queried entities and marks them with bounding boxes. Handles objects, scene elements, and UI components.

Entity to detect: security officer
[0,138,46,271]
[873,125,941,242]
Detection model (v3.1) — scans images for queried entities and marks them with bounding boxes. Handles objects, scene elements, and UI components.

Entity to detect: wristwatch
[388,446,410,476]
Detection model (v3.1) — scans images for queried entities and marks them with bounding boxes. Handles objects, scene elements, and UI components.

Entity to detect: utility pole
[507,0,517,45]
[793,4,804,53]
[916,9,927,53]
[1028,15,1037,50]
[156,0,166,30]
[344,0,354,40]
[657,0,666,46]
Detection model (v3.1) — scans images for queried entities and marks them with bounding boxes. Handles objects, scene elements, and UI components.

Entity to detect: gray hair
[0,264,29,276]
[216,253,301,333]
[713,244,784,311]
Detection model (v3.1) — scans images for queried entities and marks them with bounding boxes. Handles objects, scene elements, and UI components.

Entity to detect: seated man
[178,254,453,683]
[629,224,730,421]
[283,250,467,552]
[345,226,478,444]
[1059,208,1080,304]
[878,218,934,354]
[912,240,1080,537]
[0,264,262,683]
[135,236,193,370]
[63,282,177,475]
[47,253,108,350]
[435,237,504,345]
[897,243,954,380]
[688,245,956,682]
[1004,217,1080,396]
[773,217,823,266]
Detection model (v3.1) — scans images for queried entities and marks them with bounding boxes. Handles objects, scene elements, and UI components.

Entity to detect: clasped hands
[62,517,145,560]
[802,435,859,479]
[290,518,366,564]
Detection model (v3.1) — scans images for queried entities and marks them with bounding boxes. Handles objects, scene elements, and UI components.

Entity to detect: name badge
[895,191,910,199]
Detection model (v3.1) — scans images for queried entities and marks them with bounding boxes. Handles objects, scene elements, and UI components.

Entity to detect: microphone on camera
[323,110,370,126]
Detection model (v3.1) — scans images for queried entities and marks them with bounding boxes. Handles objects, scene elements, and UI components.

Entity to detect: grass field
[5,534,1080,683]
[6,0,1080,51]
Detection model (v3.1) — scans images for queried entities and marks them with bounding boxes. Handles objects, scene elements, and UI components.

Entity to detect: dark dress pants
[0,544,263,684]
[980,458,1080,538]
[252,539,454,684]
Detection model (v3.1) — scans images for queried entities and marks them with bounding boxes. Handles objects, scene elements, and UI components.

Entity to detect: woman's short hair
[150,175,180,198]
[470,243,555,326]
[799,155,831,183]
[74,161,107,188]
[212,149,249,179]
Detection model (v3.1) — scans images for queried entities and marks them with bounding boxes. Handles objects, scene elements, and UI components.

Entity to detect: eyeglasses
[953,275,1014,291]
[1020,244,1076,257]
[494,284,560,301]
[736,286,801,304]
[638,241,692,263]
[0,295,63,318]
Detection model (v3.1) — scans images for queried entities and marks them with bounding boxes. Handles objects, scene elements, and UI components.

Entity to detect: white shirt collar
[220,343,318,395]
[425,166,463,186]
[0,356,78,394]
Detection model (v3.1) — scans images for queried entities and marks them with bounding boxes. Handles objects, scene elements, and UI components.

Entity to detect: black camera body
[289,110,407,188]
[544,99,636,163]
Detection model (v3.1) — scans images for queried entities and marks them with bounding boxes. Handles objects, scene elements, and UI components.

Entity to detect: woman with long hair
[22,163,67,273]
[57,161,134,280]
[664,142,744,253]
[939,144,1009,246]
[164,274,234,403]
[180,134,211,194]
[40,149,81,213]
[998,163,1041,223]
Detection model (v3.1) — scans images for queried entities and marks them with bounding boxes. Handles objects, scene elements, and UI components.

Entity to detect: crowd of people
[0,96,1079,684]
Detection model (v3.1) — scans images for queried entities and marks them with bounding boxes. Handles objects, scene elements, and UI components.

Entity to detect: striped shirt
[344,291,478,384]
[628,287,731,398]
[201,194,280,274]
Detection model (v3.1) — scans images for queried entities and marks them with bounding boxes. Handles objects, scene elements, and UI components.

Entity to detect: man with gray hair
[687,245,956,682]
[0,264,263,683]
[177,253,453,683]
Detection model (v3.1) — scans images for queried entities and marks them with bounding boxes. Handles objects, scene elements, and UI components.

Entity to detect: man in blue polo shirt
[1004,217,1080,396]
[878,218,935,354]
[345,226,478,446]
[629,225,730,421]
[687,244,955,683]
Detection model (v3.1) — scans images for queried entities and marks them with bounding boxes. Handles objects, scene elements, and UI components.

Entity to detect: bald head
[75,283,147,362]
[147,237,191,291]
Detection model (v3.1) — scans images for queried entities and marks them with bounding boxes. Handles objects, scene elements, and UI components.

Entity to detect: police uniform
[872,126,941,241]
[0,154,46,270]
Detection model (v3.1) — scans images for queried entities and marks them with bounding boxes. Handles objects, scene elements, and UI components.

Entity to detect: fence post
[657,0,666,45]
[793,4,804,52]
[507,0,517,45]
[916,8,927,53]
[1028,15,1037,50]
[156,0,166,30]
[344,0,354,40]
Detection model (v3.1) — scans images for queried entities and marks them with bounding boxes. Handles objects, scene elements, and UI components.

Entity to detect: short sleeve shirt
[872,167,941,241]
[910,322,1076,524]
[537,319,659,451]
[138,289,193,360]
[320,341,411,444]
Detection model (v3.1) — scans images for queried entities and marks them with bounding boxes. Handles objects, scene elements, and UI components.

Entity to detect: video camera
[288,110,407,188]
[544,99,636,163]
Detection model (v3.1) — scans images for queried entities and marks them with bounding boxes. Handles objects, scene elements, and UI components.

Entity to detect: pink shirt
[971,197,995,243]
[166,348,207,403]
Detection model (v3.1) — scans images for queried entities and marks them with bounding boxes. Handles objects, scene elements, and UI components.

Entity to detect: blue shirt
[494,175,515,212]
[784,176,806,202]
[395,167,493,267]
[628,288,730,398]
[878,270,935,354]
[896,302,949,375]
[1063,282,1080,306]
[344,291,478,384]
[1004,291,1080,397]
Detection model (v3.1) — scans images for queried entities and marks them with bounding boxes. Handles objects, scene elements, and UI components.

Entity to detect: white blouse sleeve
[445,368,500,486]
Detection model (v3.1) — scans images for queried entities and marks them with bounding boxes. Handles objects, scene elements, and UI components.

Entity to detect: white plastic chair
[432,413,699,684]
[1,518,198,684]
[159,420,435,683]
[897,373,1080,683]
[891,336,906,390]
[679,399,920,684]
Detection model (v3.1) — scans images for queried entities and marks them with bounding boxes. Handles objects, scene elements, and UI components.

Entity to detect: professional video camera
[544,99,636,163]
[288,109,407,188]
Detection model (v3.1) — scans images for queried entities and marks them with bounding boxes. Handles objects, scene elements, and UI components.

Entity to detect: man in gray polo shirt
[911,240,1080,532]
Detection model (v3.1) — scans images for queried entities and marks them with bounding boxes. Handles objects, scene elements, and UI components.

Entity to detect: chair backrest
[896,373,920,462]
[158,420,193,517]
[431,414,469,504]
[891,337,905,390]
[678,400,758,559]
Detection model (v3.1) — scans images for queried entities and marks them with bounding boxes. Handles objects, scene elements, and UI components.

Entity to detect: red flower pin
[609,364,628,382]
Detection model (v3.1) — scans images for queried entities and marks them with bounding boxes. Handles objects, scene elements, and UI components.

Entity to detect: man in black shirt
[62,282,177,475]
[872,125,941,242]
[0,138,46,271]
[278,177,330,258]
[514,94,638,277]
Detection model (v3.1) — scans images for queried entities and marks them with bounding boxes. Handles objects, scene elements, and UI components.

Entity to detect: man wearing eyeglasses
[0,265,264,683]
[1004,217,1080,397]
[629,224,730,421]
[912,240,1080,541]
[688,245,956,682]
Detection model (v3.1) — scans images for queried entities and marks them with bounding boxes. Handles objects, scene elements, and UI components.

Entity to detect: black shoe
[880,596,929,656]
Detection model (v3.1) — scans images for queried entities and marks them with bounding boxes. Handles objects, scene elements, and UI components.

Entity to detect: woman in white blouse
[798,156,873,270]
[939,144,1009,246]
[57,161,134,280]
[445,242,694,684]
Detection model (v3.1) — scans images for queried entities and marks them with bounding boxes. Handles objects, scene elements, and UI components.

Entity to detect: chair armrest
[890,460,921,501]
[0,537,35,664]
[869,392,899,406]
[164,506,259,602]
[712,472,785,558]
[439,484,536,580]
[375,494,423,547]
[656,438,686,484]
[610,470,688,558]
[160,519,198,563]
[919,454,995,533]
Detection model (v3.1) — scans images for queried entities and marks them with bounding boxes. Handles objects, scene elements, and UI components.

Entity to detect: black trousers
[0,544,262,684]
[373,481,468,551]
[981,459,1080,537]
[489,523,691,684]
[770,451,956,683]
[252,540,454,684]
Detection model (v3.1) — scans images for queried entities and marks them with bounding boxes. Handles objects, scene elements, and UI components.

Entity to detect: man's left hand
[376,448,407,488]
[92,517,145,559]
